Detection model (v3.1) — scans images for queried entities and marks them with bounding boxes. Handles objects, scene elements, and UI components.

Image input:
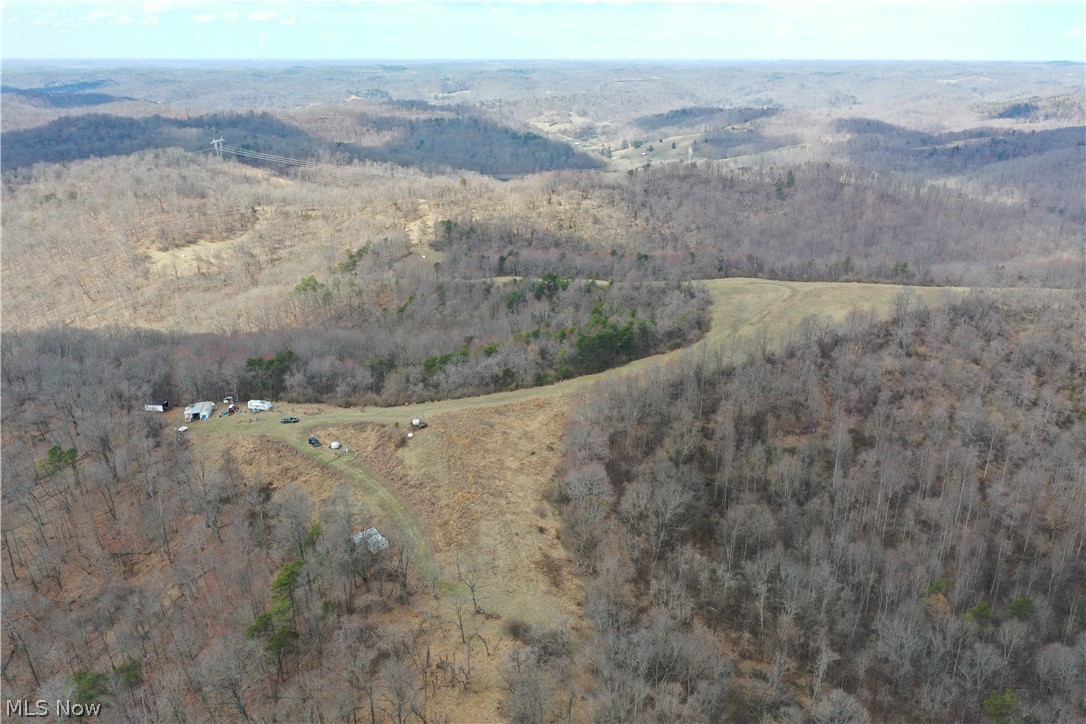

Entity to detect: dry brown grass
[191,394,582,720]
[206,395,581,618]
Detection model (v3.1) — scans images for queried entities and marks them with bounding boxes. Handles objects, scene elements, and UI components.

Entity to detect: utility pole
[211,138,225,160]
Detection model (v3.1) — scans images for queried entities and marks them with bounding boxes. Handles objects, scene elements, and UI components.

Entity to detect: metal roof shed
[183,401,216,421]
[353,527,390,553]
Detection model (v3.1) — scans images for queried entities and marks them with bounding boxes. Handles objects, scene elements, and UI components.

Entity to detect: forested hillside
[2,60,1083,723]
[1,272,707,408]
[1,327,423,720]
[556,291,1085,721]
[10,144,1079,342]
[432,162,1083,287]
[0,106,602,176]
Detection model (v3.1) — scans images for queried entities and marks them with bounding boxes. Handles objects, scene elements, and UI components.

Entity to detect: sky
[2,1,1084,62]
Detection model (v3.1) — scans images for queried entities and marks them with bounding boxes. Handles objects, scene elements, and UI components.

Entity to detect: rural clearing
[177,275,1060,719]
[183,278,961,631]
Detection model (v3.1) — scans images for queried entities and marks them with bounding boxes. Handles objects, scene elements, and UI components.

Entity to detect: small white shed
[353,527,390,553]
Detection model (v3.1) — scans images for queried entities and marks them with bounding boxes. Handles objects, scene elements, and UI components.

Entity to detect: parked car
[281,417,300,424]
[308,437,321,447]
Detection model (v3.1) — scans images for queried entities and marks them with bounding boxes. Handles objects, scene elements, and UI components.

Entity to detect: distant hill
[0,78,135,108]
[634,105,777,132]
[0,106,602,176]
[980,94,1086,123]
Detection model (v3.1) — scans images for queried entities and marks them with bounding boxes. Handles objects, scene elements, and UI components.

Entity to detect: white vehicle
[247,399,272,412]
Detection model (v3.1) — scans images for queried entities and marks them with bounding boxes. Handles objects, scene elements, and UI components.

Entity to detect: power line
[222,144,391,174]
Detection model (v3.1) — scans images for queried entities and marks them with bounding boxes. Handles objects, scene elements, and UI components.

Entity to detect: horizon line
[5,57,1083,64]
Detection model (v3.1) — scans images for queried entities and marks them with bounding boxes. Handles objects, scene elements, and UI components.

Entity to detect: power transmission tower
[211,138,225,160]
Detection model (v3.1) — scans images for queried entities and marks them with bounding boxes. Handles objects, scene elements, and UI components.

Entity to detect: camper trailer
[247,400,273,412]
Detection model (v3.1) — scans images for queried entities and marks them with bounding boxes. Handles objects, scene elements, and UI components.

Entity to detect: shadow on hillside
[0,107,602,177]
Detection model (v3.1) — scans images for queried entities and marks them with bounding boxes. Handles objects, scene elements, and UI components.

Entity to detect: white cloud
[193,30,203,40]
[83,9,139,25]
[280,16,297,26]
[142,16,159,26]
[143,1,172,12]
[194,12,216,23]
[249,11,277,22]
[226,12,240,22]
[772,27,790,38]
[321,30,333,38]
